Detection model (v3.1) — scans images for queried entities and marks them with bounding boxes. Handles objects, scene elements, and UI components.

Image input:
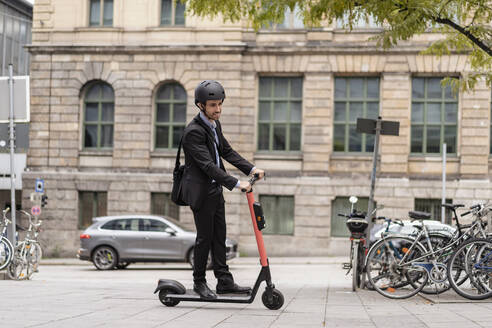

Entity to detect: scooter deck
[167,289,253,303]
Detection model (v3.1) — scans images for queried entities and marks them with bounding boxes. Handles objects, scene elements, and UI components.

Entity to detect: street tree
[185,0,492,91]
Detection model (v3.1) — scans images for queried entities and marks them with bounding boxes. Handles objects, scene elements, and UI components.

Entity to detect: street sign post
[356,117,400,241]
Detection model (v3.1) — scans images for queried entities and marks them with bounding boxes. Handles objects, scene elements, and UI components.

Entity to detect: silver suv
[77,215,238,270]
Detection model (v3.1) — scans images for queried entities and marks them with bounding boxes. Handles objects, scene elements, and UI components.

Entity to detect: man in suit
[182,80,264,300]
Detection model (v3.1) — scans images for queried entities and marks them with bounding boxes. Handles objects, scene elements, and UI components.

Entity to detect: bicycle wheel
[447,238,492,300]
[29,243,42,272]
[417,235,452,295]
[7,257,25,280]
[366,236,428,299]
[0,237,13,270]
[352,241,359,291]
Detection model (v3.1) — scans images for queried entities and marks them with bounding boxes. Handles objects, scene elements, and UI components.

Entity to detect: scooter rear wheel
[159,288,180,307]
[262,288,284,310]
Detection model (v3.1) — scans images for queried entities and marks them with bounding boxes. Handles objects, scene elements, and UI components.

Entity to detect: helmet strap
[199,103,215,121]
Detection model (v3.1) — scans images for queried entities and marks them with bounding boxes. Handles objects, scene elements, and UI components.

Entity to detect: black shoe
[193,282,217,300]
[216,283,252,294]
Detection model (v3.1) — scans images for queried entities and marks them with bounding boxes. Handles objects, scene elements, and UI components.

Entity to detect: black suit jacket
[181,114,254,211]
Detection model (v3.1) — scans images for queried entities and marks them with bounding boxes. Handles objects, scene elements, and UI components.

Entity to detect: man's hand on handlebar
[251,168,265,180]
[239,181,252,192]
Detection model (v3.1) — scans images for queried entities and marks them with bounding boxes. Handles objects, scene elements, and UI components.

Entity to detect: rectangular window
[414,198,452,224]
[334,77,380,153]
[331,197,370,237]
[161,0,186,26]
[259,195,294,235]
[78,191,107,229]
[89,0,113,27]
[258,77,302,152]
[151,192,180,220]
[411,77,458,155]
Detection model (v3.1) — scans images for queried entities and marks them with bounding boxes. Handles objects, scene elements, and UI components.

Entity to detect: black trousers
[192,183,234,286]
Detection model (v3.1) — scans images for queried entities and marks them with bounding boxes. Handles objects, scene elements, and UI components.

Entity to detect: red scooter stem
[246,191,268,267]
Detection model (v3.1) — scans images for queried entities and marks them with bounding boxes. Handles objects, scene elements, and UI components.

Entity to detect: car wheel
[116,262,130,269]
[92,246,118,270]
[188,248,213,270]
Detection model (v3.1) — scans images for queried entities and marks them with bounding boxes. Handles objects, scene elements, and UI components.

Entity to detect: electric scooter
[154,173,284,310]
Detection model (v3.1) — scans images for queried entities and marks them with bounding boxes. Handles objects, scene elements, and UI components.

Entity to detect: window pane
[173,84,186,100]
[86,84,101,100]
[161,0,172,25]
[426,126,441,153]
[273,102,288,122]
[259,101,270,121]
[411,102,423,123]
[151,192,180,220]
[85,125,98,147]
[290,101,302,122]
[366,134,374,152]
[367,102,379,119]
[156,126,169,148]
[157,103,170,122]
[103,0,113,26]
[333,124,345,152]
[97,192,107,217]
[101,103,114,122]
[444,126,456,154]
[173,103,186,122]
[259,78,272,98]
[261,195,294,235]
[172,126,184,148]
[367,78,379,98]
[444,103,457,123]
[349,78,363,98]
[349,102,363,122]
[79,192,94,229]
[90,0,101,26]
[290,77,302,98]
[334,102,346,122]
[85,103,99,122]
[427,78,442,99]
[411,126,423,153]
[101,125,113,147]
[273,124,286,150]
[101,84,114,100]
[157,85,172,99]
[427,103,441,123]
[175,0,186,25]
[290,124,301,151]
[335,78,346,99]
[412,78,424,99]
[348,125,361,152]
[258,124,270,150]
[273,78,288,98]
[444,84,454,99]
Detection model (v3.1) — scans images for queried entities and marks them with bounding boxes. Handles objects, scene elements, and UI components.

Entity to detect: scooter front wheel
[262,288,284,310]
[159,288,180,307]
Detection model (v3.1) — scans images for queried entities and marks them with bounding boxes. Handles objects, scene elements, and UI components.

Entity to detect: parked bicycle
[340,196,380,291]
[365,203,488,299]
[0,208,14,270]
[7,210,43,280]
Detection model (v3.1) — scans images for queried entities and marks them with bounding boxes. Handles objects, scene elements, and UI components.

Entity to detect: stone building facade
[26,0,492,257]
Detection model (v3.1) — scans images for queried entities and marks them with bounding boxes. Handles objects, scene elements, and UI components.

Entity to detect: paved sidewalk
[1,258,492,328]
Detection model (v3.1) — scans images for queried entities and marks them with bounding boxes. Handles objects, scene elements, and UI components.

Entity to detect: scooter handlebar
[241,173,263,192]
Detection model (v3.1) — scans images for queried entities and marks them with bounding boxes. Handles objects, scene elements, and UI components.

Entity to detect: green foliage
[185,0,492,91]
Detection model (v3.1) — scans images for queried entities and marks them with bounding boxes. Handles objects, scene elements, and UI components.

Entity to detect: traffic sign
[35,178,44,193]
[31,206,41,216]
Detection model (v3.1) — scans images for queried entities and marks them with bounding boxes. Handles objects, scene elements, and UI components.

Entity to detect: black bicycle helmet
[194,80,226,108]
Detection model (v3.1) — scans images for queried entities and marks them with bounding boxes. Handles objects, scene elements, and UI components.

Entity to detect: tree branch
[433,17,492,56]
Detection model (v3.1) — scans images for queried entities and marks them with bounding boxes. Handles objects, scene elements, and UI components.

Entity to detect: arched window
[155,83,186,149]
[83,82,114,149]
